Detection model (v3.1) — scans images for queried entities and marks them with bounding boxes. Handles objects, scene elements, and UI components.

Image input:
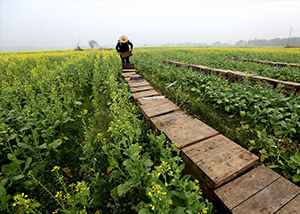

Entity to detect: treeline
[161,37,300,47]
[235,37,300,46]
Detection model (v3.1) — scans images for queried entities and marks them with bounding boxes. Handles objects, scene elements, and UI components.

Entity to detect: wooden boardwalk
[121,67,300,213]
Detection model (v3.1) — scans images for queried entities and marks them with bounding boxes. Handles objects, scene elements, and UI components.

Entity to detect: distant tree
[235,40,247,46]
[212,41,222,46]
[88,40,99,49]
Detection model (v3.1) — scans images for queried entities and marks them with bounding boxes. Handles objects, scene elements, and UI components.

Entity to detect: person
[115,35,133,64]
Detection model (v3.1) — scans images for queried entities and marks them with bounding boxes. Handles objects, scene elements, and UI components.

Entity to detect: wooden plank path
[231,57,300,68]
[163,60,300,96]
[121,67,300,213]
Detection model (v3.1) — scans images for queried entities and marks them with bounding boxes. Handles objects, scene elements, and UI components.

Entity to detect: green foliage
[133,47,300,184]
[0,49,214,213]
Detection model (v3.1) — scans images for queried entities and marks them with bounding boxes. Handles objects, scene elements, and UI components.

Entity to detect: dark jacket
[115,40,133,53]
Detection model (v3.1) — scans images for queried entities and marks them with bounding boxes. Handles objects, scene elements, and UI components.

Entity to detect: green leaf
[111,185,118,200]
[20,126,30,132]
[173,207,185,214]
[54,120,60,126]
[19,142,30,149]
[225,106,230,112]
[24,157,32,172]
[274,130,285,137]
[144,159,153,168]
[12,174,25,181]
[138,208,151,214]
[108,156,118,168]
[0,186,11,205]
[292,173,300,183]
[290,152,300,164]
[49,139,62,150]
[240,111,246,118]
[117,182,131,196]
[7,153,24,165]
[2,162,19,176]
[0,178,9,187]
[38,143,47,149]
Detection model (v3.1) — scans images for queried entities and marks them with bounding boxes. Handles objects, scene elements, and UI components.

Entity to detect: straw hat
[119,35,128,43]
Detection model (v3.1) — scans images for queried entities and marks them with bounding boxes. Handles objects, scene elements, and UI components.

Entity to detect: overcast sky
[1,0,300,50]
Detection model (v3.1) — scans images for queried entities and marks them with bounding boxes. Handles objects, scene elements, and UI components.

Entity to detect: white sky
[1,0,300,49]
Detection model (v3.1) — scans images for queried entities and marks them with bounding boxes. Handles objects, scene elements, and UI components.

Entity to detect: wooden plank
[130,85,153,93]
[150,110,196,130]
[121,72,136,78]
[275,193,300,214]
[199,147,258,188]
[137,96,166,105]
[132,89,160,100]
[182,134,232,160]
[190,65,202,71]
[227,71,241,82]
[281,81,300,89]
[218,69,229,78]
[263,77,280,88]
[140,98,179,118]
[249,75,267,85]
[232,177,300,214]
[122,69,137,73]
[128,80,151,88]
[182,135,258,189]
[151,113,219,149]
[214,165,281,211]
[125,75,143,82]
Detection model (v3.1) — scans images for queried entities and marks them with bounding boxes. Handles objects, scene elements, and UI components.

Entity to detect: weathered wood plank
[121,72,136,78]
[122,69,137,73]
[182,135,258,189]
[214,165,281,211]
[128,80,151,88]
[140,98,179,118]
[125,75,143,82]
[232,177,300,214]
[130,85,153,93]
[197,146,258,187]
[275,193,300,214]
[182,134,233,160]
[137,96,166,105]
[132,89,160,100]
[150,110,193,126]
[263,77,280,88]
[151,113,219,149]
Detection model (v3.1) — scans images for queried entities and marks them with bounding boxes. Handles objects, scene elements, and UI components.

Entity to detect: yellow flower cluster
[51,166,60,172]
[75,181,90,195]
[13,192,35,208]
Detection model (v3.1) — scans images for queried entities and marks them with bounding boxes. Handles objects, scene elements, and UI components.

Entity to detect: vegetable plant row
[133,47,300,184]
[149,47,300,83]
[231,57,300,68]
[0,49,212,213]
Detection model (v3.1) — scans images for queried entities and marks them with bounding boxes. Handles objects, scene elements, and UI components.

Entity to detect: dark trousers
[120,55,130,64]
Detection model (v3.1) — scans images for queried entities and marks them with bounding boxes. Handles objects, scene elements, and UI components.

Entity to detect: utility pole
[286,26,293,47]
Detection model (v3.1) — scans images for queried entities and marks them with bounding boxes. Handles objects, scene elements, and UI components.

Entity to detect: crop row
[231,57,300,68]
[0,49,212,213]
[165,60,300,96]
[133,47,300,184]
[143,47,300,83]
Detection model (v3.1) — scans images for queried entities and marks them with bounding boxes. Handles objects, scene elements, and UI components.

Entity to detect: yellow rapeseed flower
[51,166,60,172]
